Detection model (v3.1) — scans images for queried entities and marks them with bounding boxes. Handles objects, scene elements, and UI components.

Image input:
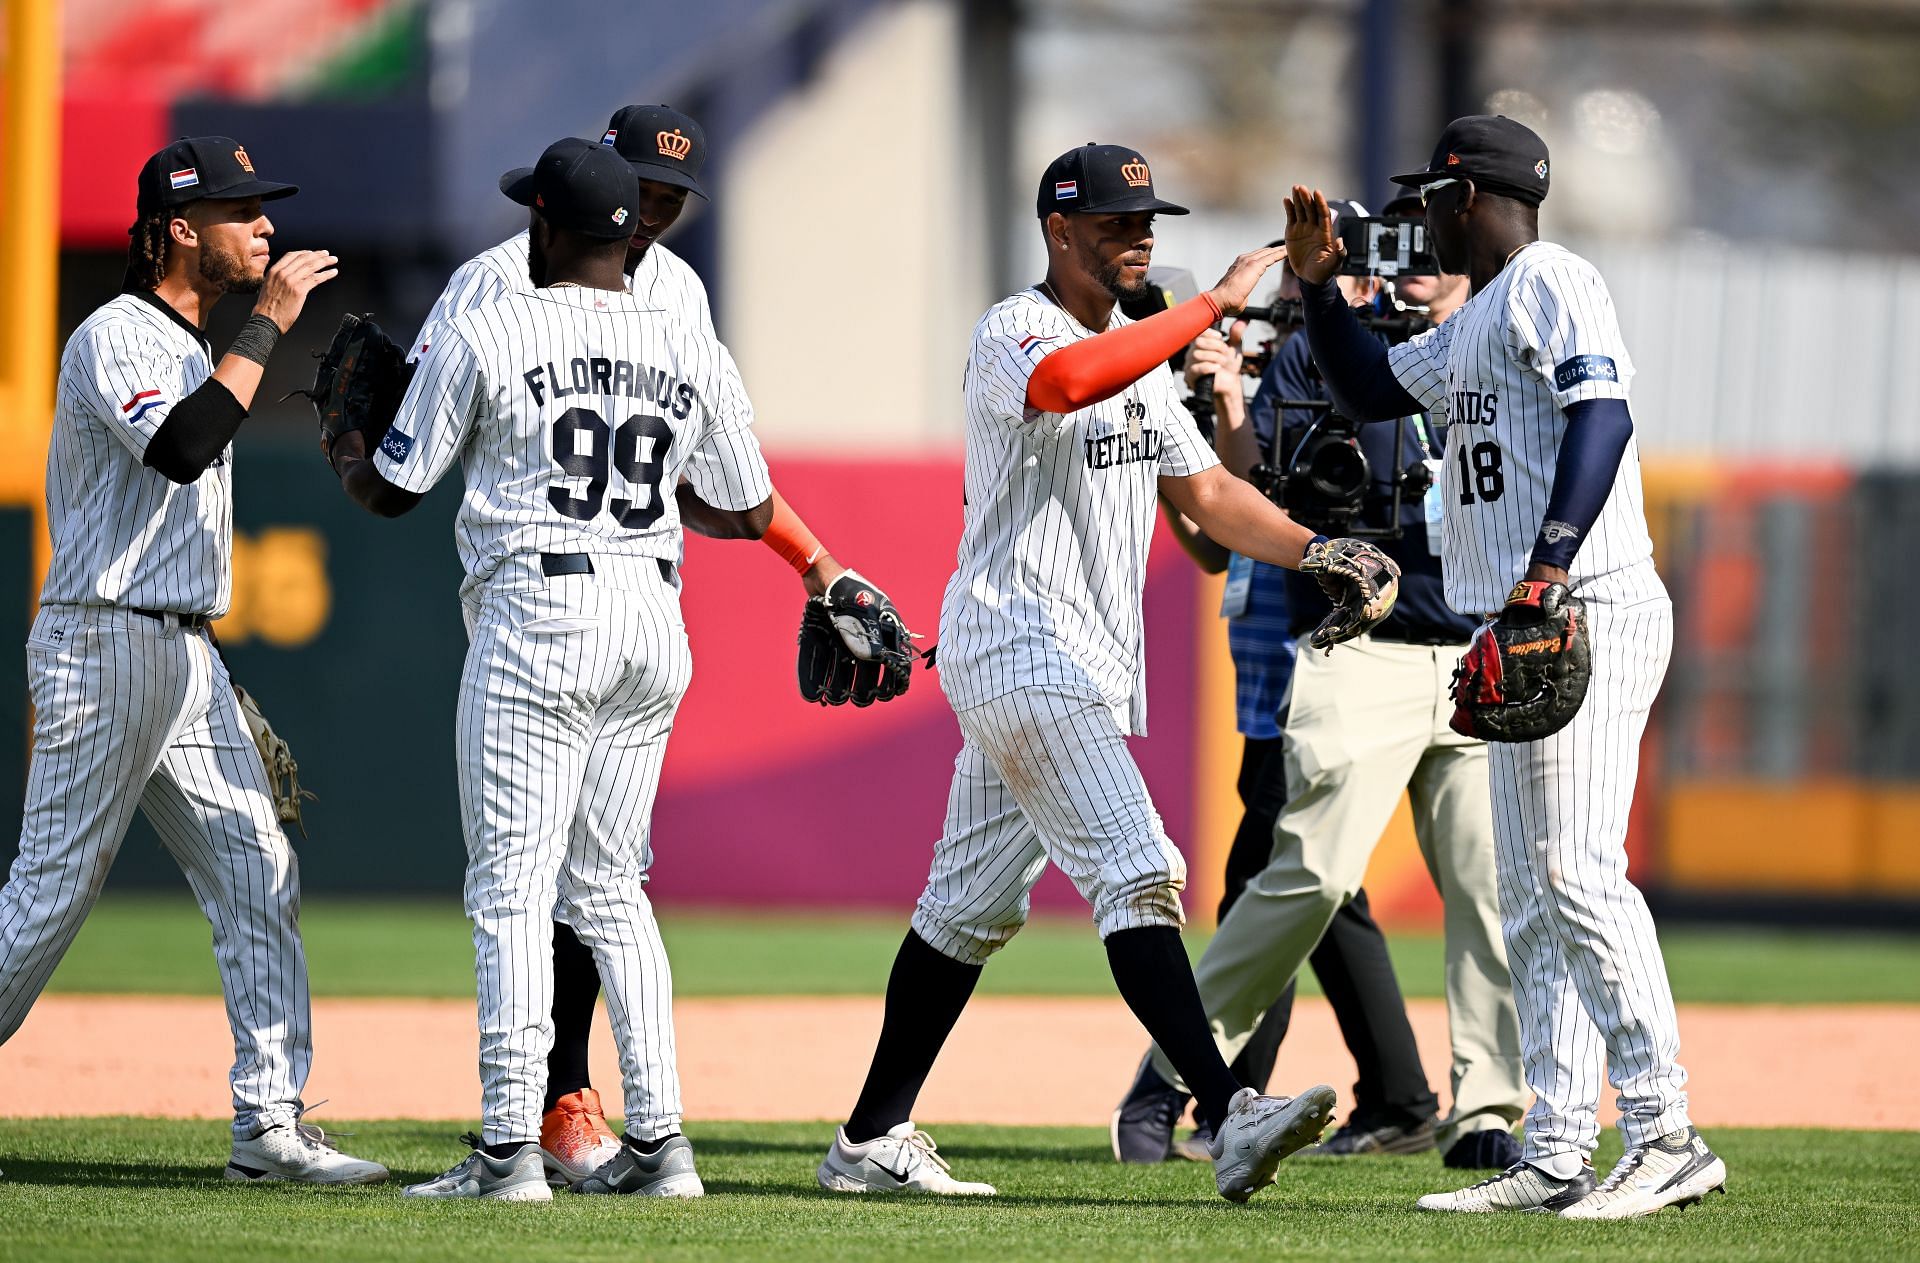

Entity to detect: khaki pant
[1150,635,1526,1145]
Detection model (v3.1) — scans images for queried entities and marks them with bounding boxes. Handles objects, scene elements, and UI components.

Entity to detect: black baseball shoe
[1307,1114,1438,1157]
[1110,1055,1189,1164]
[1444,1128,1523,1170]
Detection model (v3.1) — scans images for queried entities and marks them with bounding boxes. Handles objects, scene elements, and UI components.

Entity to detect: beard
[1095,256,1150,302]
[527,226,549,287]
[199,241,262,294]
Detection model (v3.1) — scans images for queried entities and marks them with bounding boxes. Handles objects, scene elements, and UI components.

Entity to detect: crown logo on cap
[1119,159,1151,188]
[657,129,692,161]
[234,146,255,174]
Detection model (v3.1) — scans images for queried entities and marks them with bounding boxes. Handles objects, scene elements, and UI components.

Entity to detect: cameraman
[1125,315,1440,1165]
[1130,197,1528,1171]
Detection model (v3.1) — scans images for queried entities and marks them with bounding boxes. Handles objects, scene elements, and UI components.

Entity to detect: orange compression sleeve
[1024,292,1223,414]
[761,489,827,575]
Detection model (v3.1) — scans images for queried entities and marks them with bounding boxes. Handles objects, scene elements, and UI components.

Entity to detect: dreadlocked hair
[122,210,173,292]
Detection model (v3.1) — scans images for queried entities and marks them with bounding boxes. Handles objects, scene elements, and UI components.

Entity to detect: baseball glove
[1449,580,1593,743]
[298,313,411,469]
[1299,536,1402,650]
[797,570,917,707]
[233,684,316,836]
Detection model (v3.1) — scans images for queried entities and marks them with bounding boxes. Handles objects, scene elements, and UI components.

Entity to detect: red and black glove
[1449,580,1593,743]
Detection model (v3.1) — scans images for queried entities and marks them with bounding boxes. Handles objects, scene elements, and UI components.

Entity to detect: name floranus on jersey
[523,355,699,419]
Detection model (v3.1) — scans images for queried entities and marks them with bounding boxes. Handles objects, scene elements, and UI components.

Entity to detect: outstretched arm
[1283,186,1425,422]
[1160,464,1317,570]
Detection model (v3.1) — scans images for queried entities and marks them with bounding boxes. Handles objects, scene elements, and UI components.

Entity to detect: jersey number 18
[547,407,674,529]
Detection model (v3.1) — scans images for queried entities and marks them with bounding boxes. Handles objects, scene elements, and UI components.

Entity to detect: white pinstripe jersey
[41,293,232,615]
[1386,242,1653,612]
[939,289,1219,735]
[374,286,772,587]
[410,231,713,361]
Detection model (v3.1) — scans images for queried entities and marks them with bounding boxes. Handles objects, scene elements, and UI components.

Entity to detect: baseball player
[1286,115,1726,1217]
[814,144,1401,1204]
[0,138,386,1184]
[401,105,905,1184]
[330,138,773,1202]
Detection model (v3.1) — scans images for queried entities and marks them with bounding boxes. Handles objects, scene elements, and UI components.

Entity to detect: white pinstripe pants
[0,605,310,1138]
[1487,569,1691,1161]
[458,558,690,1145]
[911,687,1187,964]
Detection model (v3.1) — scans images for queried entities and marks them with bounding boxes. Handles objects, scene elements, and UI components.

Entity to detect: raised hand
[252,249,340,334]
[1283,186,1346,286]
[1206,244,1289,316]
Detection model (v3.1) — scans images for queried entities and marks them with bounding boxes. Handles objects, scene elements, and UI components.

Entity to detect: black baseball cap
[500,138,641,240]
[1380,189,1422,215]
[600,105,708,200]
[1036,143,1189,219]
[1391,115,1550,207]
[135,136,297,216]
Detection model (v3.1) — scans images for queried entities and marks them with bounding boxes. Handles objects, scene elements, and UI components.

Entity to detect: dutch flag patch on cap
[1054,180,1078,200]
[169,168,199,190]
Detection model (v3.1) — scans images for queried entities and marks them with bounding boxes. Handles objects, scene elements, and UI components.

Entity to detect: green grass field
[41,893,1920,1003]
[0,1119,1914,1262]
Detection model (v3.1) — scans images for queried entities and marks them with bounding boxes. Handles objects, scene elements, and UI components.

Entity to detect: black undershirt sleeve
[1300,279,1425,422]
[143,377,247,484]
[1529,396,1634,569]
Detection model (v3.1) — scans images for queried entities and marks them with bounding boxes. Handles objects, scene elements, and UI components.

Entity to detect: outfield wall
[0,447,1912,930]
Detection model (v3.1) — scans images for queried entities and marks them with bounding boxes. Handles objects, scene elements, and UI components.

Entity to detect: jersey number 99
[547,407,674,529]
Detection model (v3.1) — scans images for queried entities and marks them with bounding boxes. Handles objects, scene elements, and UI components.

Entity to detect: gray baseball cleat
[570,1134,705,1198]
[224,1119,388,1185]
[403,1135,552,1202]
[1211,1085,1337,1203]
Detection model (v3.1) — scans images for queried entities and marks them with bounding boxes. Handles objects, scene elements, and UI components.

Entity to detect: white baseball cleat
[1416,1159,1596,1213]
[1210,1085,1337,1203]
[817,1123,997,1196]
[1558,1127,1727,1220]
[403,1137,552,1202]
[224,1120,388,1185]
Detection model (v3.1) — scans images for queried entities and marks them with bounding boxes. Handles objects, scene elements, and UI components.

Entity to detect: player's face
[1072,212,1156,301]
[1422,181,1471,274]
[189,197,272,293]
[624,179,691,269]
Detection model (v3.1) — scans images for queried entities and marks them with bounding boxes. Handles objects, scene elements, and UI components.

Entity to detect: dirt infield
[5,994,1916,1129]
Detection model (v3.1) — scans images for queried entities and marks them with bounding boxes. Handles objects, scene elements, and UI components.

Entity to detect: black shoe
[1444,1128,1523,1170]
[1307,1114,1438,1157]
[1110,1056,1189,1164]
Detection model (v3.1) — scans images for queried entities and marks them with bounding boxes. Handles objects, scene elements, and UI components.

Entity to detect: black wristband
[228,313,281,367]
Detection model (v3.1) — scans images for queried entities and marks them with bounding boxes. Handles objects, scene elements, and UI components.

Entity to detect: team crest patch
[379,428,415,463]
[1534,158,1549,179]
[612,207,630,226]
[1553,354,1619,390]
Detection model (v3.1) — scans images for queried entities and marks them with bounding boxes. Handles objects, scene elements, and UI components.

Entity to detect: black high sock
[481,1140,533,1160]
[624,1132,679,1156]
[843,930,983,1144]
[544,921,601,1112]
[1105,926,1242,1135]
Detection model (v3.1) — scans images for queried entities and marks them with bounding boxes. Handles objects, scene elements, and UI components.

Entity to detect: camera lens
[1306,437,1368,500]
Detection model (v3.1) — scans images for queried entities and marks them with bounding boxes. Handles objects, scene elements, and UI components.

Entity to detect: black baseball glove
[1299,536,1402,650]
[1449,580,1593,742]
[797,570,917,707]
[299,313,412,469]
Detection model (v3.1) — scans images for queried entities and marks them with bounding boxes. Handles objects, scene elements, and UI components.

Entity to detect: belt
[131,608,211,629]
[539,553,674,583]
[1366,625,1469,648]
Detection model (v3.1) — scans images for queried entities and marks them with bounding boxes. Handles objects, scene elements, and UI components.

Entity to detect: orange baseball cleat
[539,1089,623,1186]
